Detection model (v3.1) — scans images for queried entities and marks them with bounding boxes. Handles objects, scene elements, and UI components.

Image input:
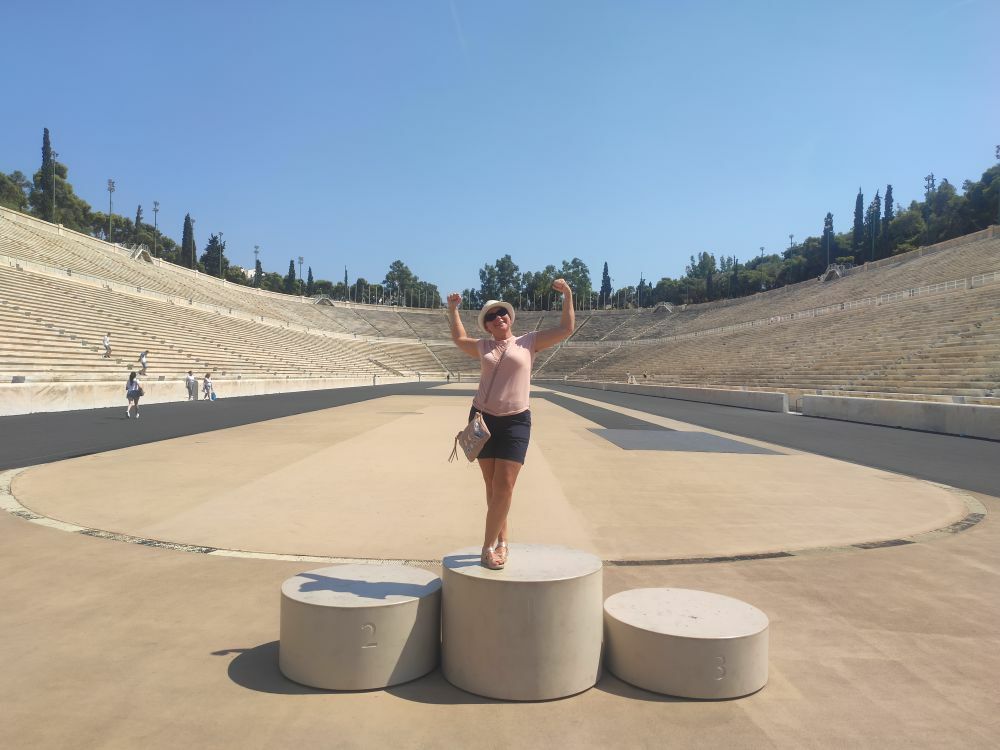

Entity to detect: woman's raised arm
[447,292,480,358]
[534,279,575,352]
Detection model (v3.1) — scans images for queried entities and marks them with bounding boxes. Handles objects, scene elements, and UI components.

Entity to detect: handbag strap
[449,343,511,463]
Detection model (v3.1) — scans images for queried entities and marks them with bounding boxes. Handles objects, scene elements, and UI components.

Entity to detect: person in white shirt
[185,371,197,401]
[202,373,214,400]
[125,371,143,419]
[102,333,112,358]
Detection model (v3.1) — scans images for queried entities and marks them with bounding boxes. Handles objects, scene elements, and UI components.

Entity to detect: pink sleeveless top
[472,331,537,416]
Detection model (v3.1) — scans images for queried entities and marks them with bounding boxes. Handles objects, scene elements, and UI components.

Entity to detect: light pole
[298,256,304,295]
[759,246,765,291]
[51,150,58,223]
[152,201,159,258]
[253,245,260,287]
[106,179,115,242]
[218,232,224,278]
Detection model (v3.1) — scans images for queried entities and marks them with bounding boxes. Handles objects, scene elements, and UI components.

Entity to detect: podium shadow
[293,573,440,599]
[215,642,497,703]
[216,642,685,703]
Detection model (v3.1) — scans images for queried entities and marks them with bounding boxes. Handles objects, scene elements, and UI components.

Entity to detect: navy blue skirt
[468,407,532,464]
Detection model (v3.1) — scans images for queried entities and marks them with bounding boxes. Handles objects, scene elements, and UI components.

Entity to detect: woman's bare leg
[477,459,510,548]
[482,459,521,550]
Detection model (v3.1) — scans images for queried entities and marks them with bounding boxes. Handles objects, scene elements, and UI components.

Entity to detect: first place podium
[441,543,603,701]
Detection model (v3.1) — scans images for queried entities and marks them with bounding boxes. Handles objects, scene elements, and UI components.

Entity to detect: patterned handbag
[450,409,491,463]
[449,347,509,463]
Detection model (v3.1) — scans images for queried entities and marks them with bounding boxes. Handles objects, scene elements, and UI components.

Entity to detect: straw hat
[477,300,516,333]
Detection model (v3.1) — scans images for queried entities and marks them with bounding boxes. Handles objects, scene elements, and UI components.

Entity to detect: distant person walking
[447,279,575,570]
[138,350,148,375]
[202,373,214,401]
[185,370,198,401]
[102,333,112,359]
[125,371,143,419]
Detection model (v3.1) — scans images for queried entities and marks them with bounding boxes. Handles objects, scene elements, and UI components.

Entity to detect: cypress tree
[181,214,196,268]
[253,259,263,288]
[28,128,56,222]
[599,261,612,307]
[862,192,881,262]
[134,204,143,242]
[306,267,315,296]
[880,185,894,257]
[822,212,836,265]
[852,188,865,262]
[285,260,297,294]
[871,191,881,260]
[41,128,53,222]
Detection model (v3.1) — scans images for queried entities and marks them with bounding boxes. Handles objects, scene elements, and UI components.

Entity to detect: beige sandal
[495,542,509,566]
[481,546,504,570]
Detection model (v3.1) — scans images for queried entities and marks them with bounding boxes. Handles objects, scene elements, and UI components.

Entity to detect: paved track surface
[3,381,999,749]
[544,383,1000,497]
[2,380,998,497]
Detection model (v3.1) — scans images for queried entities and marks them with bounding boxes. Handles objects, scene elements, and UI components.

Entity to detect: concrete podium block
[279,564,441,690]
[604,588,769,699]
[442,543,603,701]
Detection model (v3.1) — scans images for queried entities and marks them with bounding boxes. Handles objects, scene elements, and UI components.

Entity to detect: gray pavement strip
[592,428,781,454]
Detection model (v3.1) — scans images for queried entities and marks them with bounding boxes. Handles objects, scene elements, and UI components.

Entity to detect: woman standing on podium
[447,279,575,570]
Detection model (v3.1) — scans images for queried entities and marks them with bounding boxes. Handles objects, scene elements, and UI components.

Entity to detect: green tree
[0,171,29,211]
[384,260,418,300]
[200,233,228,278]
[133,205,144,243]
[28,128,55,222]
[521,265,558,309]
[497,254,521,300]
[306,267,315,296]
[888,204,926,253]
[180,214,197,268]
[821,212,837,266]
[260,271,284,292]
[685,252,717,279]
[961,164,1000,231]
[558,257,592,306]
[863,191,881,261]
[479,263,500,301]
[409,281,441,308]
[253,258,263,288]
[462,288,482,309]
[852,187,865,262]
[24,130,92,232]
[878,186,893,258]
[284,260,297,294]
[924,178,964,244]
[599,261,612,307]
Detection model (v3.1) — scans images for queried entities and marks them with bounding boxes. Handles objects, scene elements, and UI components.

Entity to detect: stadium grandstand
[1,205,998,415]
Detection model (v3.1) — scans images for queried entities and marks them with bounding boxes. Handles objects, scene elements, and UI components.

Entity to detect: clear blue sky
[3,0,997,295]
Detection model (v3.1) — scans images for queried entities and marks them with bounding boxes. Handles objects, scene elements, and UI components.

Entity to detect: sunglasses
[484,309,509,322]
